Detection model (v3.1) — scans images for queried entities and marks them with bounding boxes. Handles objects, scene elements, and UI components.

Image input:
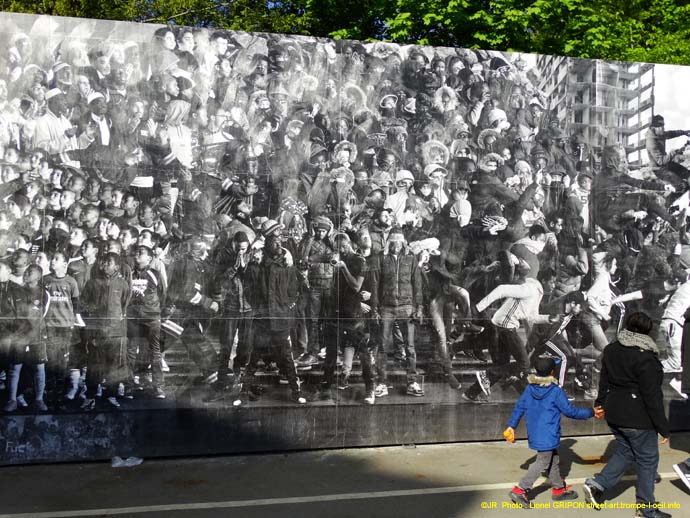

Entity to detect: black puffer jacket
[595,330,670,437]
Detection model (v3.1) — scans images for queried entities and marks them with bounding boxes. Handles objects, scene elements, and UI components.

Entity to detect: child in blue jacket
[504,356,603,507]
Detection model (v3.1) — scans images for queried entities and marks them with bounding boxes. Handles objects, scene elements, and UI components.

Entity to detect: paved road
[1,433,690,518]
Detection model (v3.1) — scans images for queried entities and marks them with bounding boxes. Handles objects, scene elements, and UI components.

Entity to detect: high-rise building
[536,56,655,166]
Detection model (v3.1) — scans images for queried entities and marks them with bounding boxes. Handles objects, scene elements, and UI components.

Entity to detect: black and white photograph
[0,11,689,464]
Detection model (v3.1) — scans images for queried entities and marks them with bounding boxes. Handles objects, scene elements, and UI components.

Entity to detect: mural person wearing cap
[374,228,425,398]
[251,234,306,404]
[296,215,334,368]
[33,88,88,168]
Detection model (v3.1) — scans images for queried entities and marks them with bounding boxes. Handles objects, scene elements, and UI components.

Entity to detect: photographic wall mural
[0,11,689,464]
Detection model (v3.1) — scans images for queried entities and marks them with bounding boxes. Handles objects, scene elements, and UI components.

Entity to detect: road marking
[0,473,676,517]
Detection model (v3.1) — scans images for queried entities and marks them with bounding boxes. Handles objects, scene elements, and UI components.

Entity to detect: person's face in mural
[100,256,119,277]
[390,240,404,255]
[49,95,68,117]
[179,31,195,53]
[68,204,82,225]
[161,31,176,51]
[566,301,583,316]
[91,97,108,117]
[337,119,349,138]
[60,190,75,210]
[433,60,446,76]
[164,76,179,98]
[549,217,564,235]
[450,61,464,75]
[325,79,337,99]
[107,220,121,240]
[50,168,62,188]
[213,36,228,56]
[254,59,268,75]
[454,132,471,153]
[314,228,327,240]
[379,152,396,172]
[95,56,111,77]
[312,154,328,173]
[76,75,91,98]
[381,97,396,110]
[501,147,511,162]
[378,210,392,228]
[30,83,45,103]
[16,37,31,58]
[440,91,454,112]
[335,149,351,167]
[111,64,127,86]
[139,206,155,228]
[219,58,233,78]
[49,190,62,209]
[412,53,427,72]
[535,157,548,172]
[529,103,543,120]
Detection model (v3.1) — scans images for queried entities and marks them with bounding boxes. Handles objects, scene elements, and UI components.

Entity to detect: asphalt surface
[1,433,690,517]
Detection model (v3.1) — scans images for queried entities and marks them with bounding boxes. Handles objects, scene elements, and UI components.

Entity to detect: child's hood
[527,374,559,400]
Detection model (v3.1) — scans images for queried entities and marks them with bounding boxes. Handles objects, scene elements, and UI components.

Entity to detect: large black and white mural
[1,12,690,464]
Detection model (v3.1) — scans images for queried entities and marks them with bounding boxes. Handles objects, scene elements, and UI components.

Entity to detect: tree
[1,0,689,65]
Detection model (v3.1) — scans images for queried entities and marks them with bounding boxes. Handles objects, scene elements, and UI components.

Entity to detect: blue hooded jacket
[508,375,594,451]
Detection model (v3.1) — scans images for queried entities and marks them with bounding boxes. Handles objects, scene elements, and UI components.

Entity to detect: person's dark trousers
[127,319,164,388]
[519,449,564,490]
[378,305,417,384]
[179,319,217,378]
[322,318,341,387]
[85,336,127,399]
[429,295,455,377]
[586,425,659,517]
[484,326,529,386]
[465,324,528,398]
[217,310,254,378]
[45,327,72,402]
[255,326,300,394]
[307,286,330,355]
[333,321,375,392]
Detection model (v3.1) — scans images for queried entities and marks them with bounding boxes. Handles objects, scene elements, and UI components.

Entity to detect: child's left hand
[593,406,605,419]
[503,427,515,443]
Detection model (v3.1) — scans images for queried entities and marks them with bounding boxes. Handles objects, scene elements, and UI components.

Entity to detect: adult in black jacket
[584,312,671,518]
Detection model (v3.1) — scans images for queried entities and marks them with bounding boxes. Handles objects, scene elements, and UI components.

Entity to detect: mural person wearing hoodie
[504,356,602,508]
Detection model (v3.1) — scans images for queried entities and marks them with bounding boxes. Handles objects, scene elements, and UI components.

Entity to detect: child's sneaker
[508,486,529,508]
[551,484,578,501]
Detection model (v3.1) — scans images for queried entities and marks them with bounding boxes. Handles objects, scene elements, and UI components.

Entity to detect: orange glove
[503,426,515,443]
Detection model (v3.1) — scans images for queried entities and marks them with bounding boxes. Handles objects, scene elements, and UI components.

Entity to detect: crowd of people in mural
[0,22,689,412]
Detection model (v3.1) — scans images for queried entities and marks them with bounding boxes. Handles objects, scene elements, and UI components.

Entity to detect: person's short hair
[528,223,548,239]
[534,356,556,377]
[101,252,121,266]
[625,312,654,336]
[537,266,557,284]
[564,290,586,307]
[123,226,139,239]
